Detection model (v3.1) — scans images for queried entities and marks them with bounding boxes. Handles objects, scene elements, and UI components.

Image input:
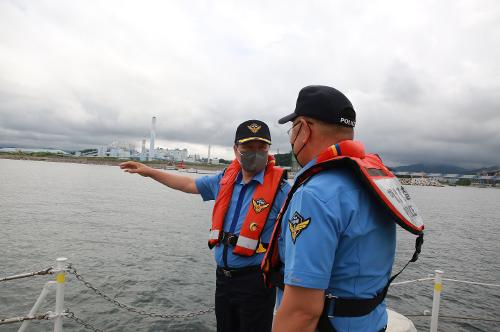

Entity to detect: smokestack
[140,138,146,161]
[149,116,156,161]
[208,144,211,164]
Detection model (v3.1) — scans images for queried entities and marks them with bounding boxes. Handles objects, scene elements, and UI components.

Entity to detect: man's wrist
[146,167,158,178]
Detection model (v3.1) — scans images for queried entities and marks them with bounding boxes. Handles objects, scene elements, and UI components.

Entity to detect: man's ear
[233,144,240,159]
[299,120,311,144]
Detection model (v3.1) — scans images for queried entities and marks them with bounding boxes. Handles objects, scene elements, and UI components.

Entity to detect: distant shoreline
[2,154,498,188]
[0,153,227,171]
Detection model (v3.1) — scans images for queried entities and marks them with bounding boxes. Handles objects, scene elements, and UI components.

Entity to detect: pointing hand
[119,161,154,177]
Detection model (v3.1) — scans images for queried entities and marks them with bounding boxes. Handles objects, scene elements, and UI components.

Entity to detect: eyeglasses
[287,122,301,137]
[287,120,313,137]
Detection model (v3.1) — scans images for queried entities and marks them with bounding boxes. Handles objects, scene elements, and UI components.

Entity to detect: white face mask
[238,150,268,172]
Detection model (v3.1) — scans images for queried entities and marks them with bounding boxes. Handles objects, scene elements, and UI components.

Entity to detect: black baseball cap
[278,85,356,127]
[234,120,272,145]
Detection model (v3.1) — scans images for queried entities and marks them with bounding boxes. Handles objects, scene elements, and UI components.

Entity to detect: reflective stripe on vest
[208,155,285,256]
[235,236,259,250]
[209,230,220,241]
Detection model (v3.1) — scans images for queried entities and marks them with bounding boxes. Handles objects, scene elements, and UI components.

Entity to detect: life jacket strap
[270,236,422,330]
[317,234,424,330]
[220,232,270,250]
[317,296,337,332]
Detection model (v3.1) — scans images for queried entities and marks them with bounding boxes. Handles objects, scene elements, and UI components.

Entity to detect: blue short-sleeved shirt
[196,168,290,269]
[275,159,396,331]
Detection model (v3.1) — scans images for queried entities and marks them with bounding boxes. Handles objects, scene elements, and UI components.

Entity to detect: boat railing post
[18,281,56,332]
[54,257,67,332]
[429,270,443,332]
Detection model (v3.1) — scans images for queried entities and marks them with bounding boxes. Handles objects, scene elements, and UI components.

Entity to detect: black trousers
[215,268,276,332]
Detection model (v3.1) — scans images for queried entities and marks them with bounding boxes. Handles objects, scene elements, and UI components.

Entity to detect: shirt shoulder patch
[288,211,311,244]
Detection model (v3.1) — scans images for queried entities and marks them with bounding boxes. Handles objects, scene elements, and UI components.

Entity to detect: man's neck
[241,169,257,184]
[303,137,345,166]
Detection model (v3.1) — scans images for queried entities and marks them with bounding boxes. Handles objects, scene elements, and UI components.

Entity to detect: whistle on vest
[256,242,267,253]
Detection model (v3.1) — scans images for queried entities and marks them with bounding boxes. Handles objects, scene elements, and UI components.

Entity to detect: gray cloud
[383,61,423,105]
[0,0,499,167]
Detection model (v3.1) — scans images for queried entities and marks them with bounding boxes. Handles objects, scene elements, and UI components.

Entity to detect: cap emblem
[247,123,262,134]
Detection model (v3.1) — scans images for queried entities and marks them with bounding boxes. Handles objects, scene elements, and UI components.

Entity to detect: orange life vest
[209,155,286,256]
[262,140,424,286]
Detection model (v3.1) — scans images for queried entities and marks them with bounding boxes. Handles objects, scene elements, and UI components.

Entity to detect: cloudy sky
[1,0,499,167]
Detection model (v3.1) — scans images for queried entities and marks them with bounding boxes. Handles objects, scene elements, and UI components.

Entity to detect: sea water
[1,159,499,331]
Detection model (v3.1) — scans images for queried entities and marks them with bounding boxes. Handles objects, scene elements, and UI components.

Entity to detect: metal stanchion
[430,270,443,332]
[54,257,67,332]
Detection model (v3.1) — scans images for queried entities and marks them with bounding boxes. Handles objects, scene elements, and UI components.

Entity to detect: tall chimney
[140,138,147,161]
[149,116,156,161]
[208,144,211,164]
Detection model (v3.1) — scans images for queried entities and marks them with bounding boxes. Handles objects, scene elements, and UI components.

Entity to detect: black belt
[216,265,261,278]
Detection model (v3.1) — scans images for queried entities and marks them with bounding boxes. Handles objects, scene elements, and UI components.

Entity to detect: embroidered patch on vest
[288,211,311,244]
[247,123,262,133]
[252,198,270,213]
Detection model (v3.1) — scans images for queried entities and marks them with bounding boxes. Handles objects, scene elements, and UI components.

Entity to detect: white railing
[1,261,499,331]
[0,257,68,332]
[390,269,500,331]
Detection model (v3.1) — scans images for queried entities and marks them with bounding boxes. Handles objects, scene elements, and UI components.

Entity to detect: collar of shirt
[293,157,318,181]
[235,168,265,185]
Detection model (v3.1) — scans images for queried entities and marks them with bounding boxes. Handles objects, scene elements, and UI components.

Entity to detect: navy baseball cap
[279,85,356,127]
[234,120,272,145]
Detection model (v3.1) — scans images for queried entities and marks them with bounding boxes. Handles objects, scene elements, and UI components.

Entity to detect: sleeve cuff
[195,177,212,201]
[284,269,330,290]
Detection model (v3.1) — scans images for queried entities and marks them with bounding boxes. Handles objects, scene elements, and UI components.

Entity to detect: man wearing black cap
[120,120,290,332]
[262,86,397,332]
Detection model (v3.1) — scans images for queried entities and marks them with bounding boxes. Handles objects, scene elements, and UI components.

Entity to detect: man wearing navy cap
[263,86,397,332]
[120,120,290,332]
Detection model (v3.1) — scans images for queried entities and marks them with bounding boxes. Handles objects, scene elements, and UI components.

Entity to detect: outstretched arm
[119,161,199,194]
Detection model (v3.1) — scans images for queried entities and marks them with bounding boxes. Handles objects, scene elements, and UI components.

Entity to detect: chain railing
[3,260,499,332]
[65,310,104,332]
[0,259,215,331]
[67,263,215,319]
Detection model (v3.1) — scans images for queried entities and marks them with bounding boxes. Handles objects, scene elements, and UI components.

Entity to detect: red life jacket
[262,140,424,286]
[209,155,286,256]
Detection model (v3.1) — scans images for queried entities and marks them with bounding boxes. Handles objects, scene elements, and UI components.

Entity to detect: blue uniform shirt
[196,168,290,269]
[276,159,396,331]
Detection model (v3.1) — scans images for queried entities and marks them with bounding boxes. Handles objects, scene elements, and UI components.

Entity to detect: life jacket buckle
[325,294,338,318]
[222,232,239,246]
